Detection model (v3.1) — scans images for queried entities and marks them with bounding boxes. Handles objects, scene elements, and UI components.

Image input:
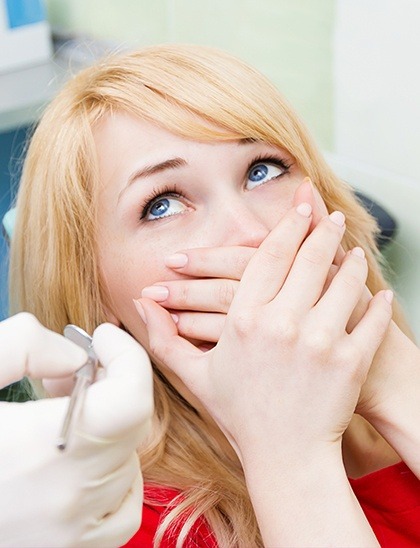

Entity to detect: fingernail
[133,300,147,324]
[296,202,312,217]
[141,285,169,301]
[165,253,188,268]
[170,313,179,324]
[351,247,365,259]
[329,211,346,227]
[384,290,394,304]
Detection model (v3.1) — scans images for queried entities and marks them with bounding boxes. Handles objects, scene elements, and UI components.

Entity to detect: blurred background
[0,0,419,336]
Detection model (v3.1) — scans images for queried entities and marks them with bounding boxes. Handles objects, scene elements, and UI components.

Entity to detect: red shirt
[123,462,420,547]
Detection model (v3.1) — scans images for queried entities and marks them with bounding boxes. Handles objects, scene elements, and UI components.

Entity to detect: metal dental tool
[57,325,98,451]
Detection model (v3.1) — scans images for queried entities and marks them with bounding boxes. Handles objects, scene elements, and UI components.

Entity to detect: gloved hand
[0,313,153,548]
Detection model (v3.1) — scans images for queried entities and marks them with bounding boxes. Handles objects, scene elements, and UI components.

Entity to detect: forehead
[92,112,245,175]
[92,111,281,161]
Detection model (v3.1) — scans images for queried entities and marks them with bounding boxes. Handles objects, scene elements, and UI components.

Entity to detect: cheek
[98,239,161,329]
[98,231,192,345]
[255,179,300,226]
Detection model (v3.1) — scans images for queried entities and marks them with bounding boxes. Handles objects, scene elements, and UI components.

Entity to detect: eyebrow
[119,139,257,201]
[118,157,187,202]
[127,157,187,185]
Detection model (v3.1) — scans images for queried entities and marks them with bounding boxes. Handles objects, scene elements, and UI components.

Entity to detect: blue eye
[246,161,287,190]
[145,195,186,221]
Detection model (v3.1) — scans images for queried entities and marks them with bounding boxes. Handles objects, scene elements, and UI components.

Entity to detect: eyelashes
[249,154,292,174]
[138,184,186,220]
[138,153,293,221]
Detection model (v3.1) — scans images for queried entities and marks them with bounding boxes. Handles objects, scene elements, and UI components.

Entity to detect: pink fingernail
[384,290,394,304]
[141,285,169,301]
[329,211,346,227]
[170,313,179,324]
[133,300,147,324]
[296,202,312,217]
[165,253,188,268]
[351,247,365,259]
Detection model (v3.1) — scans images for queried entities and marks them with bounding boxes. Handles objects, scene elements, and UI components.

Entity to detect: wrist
[357,322,419,421]
[357,330,420,475]
[241,445,378,547]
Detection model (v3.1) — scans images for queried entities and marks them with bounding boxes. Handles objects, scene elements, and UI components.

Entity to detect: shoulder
[350,462,420,547]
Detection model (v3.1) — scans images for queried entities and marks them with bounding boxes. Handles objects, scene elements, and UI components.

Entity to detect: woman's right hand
[0,314,153,548]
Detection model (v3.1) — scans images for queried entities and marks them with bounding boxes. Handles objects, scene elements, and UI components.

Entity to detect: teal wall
[46,0,335,149]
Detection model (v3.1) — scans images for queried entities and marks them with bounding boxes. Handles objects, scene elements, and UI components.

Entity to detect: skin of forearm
[242,448,379,547]
[360,323,420,477]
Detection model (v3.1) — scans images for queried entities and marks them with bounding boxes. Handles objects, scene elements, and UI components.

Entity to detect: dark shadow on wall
[0,125,29,321]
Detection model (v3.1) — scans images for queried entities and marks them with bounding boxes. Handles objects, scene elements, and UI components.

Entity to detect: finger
[0,313,87,389]
[78,325,154,441]
[293,178,325,233]
[349,290,394,373]
[135,298,206,393]
[175,311,225,342]
[141,278,239,313]
[82,459,143,547]
[346,285,372,333]
[311,248,368,333]
[274,211,345,312]
[294,179,346,264]
[232,203,312,308]
[85,452,141,514]
[43,375,75,398]
[164,246,255,279]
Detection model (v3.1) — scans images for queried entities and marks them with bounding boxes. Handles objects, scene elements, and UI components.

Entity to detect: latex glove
[0,313,153,548]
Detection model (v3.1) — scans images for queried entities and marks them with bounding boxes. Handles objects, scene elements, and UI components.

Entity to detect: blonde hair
[9,44,410,547]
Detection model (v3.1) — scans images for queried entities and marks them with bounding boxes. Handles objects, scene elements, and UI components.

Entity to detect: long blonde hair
[9,44,409,547]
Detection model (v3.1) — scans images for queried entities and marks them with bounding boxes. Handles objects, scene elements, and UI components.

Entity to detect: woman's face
[95,112,319,362]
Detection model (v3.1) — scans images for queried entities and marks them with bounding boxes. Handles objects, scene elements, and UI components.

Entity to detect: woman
[9,44,420,546]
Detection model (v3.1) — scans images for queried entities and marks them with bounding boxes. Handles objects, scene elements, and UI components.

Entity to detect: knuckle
[336,343,359,366]
[176,313,195,335]
[15,311,40,329]
[299,247,327,267]
[178,283,190,306]
[148,336,171,362]
[15,312,42,339]
[276,312,300,344]
[233,251,252,277]
[230,310,258,338]
[341,271,364,291]
[261,244,290,264]
[216,282,236,309]
[306,328,334,357]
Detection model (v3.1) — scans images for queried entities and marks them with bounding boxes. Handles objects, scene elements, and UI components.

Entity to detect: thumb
[0,313,87,389]
[134,298,205,393]
[79,324,154,439]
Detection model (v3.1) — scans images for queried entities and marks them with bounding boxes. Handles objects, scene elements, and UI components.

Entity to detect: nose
[207,199,271,248]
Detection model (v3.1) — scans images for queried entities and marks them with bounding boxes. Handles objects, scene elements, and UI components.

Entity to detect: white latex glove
[0,313,153,548]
